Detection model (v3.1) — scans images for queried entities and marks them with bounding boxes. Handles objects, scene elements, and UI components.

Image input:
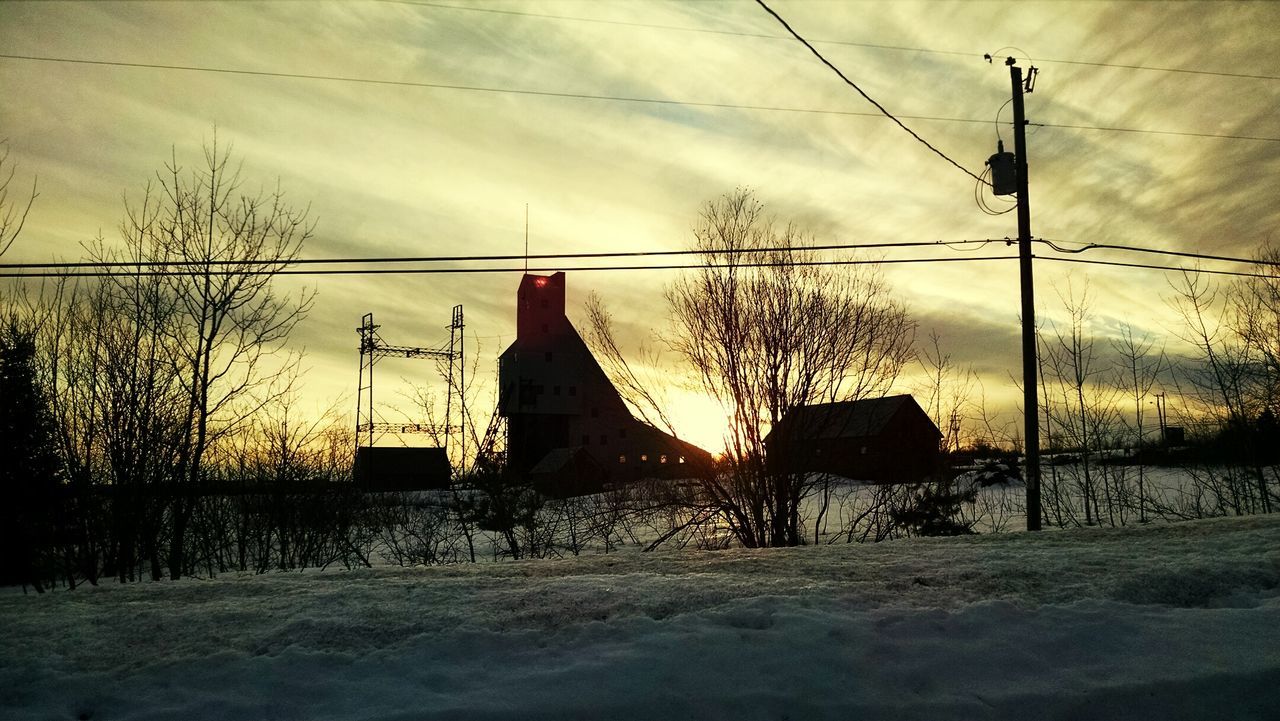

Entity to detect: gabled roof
[768,395,937,441]
[529,446,599,475]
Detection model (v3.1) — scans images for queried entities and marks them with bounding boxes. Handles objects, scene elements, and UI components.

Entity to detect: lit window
[535,277,548,288]
[618,455,626,464]
[678,456,686,464]
[640,454,648,462]
[660,454,668,464]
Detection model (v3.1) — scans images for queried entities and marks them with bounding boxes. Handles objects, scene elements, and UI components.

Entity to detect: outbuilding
[766,395,941,482]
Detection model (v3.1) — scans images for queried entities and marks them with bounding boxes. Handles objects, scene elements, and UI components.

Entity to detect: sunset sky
[2,0,1279,453]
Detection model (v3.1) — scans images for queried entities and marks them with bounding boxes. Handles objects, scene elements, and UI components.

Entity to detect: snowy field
[3,515,1279,721]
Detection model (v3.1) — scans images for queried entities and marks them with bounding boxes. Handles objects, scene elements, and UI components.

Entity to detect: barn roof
[768,395,936,441]
[529,447,597,475]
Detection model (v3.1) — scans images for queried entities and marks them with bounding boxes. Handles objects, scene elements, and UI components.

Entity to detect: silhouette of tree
[665,189,916,547]
[31,136,316,582]
[128,137,316,579]
[0,313,61,591]
[0,140,37,258]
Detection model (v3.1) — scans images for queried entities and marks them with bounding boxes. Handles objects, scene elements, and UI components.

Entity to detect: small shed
[353,447,451,492]
[766,395,941,482]
[528,446,608,498]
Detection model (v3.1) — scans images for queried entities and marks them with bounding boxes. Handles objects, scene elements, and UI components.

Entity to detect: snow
[3,515,1279,720]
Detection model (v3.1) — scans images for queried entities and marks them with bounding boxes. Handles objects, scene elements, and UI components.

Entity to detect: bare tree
[1169,270,1253,427]
[0,140,37,258]
[914,331,977,454]
[583,292,679,435]
[1039,281,1123,525]
[1231,243,1280,409]
[118,137,315,578]
[664,189,916,547]
[1111,323,1165,522]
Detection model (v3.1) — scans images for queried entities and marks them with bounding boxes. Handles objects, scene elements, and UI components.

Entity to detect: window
[618,454,627,464]
[640,454,648,462]
[659,454,668,464]
[678,456,686,464]
[591,407,599,418]
[860,446,868,455]
[568,386,577,396]
[582,435,590,446]
[518,380,543,407]
[618,428,627,439]
[600,435,608,445]
[553,385,560,396]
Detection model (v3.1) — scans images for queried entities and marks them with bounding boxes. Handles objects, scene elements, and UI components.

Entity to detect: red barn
[765,395,941,482]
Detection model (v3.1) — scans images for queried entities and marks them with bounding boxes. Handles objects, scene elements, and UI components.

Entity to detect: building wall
[779,402,942,482]
[499,273,712,489]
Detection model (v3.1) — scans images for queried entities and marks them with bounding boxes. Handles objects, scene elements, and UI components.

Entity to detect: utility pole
[1009,58,1042,531]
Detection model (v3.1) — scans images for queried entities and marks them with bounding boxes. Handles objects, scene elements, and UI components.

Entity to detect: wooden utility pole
[1010,58,1042,531]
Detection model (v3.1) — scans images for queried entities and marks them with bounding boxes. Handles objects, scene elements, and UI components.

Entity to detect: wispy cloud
[2,0,1276,443]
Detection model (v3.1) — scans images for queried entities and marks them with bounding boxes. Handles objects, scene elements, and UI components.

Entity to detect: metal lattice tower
[355,308,464,453]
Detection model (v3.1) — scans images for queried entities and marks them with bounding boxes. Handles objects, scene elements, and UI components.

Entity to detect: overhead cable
[386,1,1280,82]
[1029,121,1280,144]
[2,53,1276,143]
[0,255,1018,279]
[1035,239,1280,267]
[1037,255,1280,279]
[0,53,988,125]
[753,0,988,185]
[0,239,1006,271]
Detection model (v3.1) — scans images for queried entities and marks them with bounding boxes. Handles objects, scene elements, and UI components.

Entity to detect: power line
[0,238,1004,271]
[11,236,1276,275]
[385,1,1280,82]
[753,0,988,185]
[1035,239,1280,267]
[3,53,1277,143]
[1038,57,1280,83]
[1030,121,1280,144]
[0,255,1017,279]
[388,0,981,59]
[9,237,1278,280]
[0,53,986,125]
[1037,255,1280,279]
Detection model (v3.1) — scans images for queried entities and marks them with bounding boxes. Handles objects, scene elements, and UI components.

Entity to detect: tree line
[2,147,1277,591]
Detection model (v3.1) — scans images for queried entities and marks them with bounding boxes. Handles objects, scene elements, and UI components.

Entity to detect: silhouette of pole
[1010,59,1042,531]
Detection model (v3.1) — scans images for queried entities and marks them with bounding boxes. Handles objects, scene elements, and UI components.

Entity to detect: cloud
[2,0,1277,441]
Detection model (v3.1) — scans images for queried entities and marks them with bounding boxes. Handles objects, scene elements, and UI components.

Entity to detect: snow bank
[3,515,1278,720]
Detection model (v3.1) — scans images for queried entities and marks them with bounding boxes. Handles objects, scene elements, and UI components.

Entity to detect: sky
[2,0,1279,454]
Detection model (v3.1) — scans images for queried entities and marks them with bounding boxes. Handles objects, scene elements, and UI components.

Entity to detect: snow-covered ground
[3,515,1279,721]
